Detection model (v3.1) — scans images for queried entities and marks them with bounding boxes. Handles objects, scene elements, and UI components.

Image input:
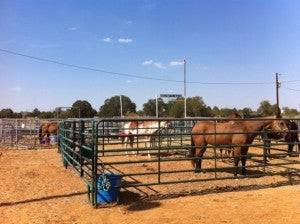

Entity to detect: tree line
[0,95,299,119]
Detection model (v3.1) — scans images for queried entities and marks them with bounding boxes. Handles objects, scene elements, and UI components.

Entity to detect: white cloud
[68,27,77,31]
[118,38,133,43]
[103,37,112,42]
[142,60,153,65]
[126,80,132,83]
[153,62,166,69]
[10,87,22,92]
[170,61,184,66]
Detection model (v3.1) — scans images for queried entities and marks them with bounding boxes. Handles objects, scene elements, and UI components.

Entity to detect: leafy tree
[69,100,97,118]
[13,112,23,118]
[211,106,220,117]
[98,95,136,117]
[186,96,211,117]
[168,99,184,118]
[238,107,253,117]
[0,108,14,118]
[39,111,55,119]
[143,98,166,117]
[282,107,299,117]
[218,108,238,117]
[31,108,40,117]
[257,100,276,116]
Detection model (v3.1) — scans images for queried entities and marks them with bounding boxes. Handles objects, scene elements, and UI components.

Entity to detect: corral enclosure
[0,118,59,149]
[58,117,300,207]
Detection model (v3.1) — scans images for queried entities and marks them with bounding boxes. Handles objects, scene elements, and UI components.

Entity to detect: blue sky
[0,0,300,112]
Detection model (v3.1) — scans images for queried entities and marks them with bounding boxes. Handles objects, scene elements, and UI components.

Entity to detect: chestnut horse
[39,122,58,143]
[190,119,289,176]
[225,113,300,156]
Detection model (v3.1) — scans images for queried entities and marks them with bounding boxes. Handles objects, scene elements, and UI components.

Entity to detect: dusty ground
[0,146,300,224]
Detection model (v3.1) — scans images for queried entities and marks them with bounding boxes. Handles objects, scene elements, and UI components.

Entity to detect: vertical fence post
[80,120,84,177]
[262,123,267,174]
[91,119,97,207]
[158,121,161,184]
[214,119,217,179]
[15,119,18,146]
[102,122,105,156]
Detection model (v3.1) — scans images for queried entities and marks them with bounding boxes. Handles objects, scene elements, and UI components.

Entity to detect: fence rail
[0,118,60,149]
[58,117,300,207]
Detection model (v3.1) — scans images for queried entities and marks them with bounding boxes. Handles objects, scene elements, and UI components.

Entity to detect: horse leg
[241,147,249,175]
[124,136,129,156]
[146,140,150,158]
[233,146,241,176]
[264,139,271,161]
[194,147,206,173]
[220,148,224,161]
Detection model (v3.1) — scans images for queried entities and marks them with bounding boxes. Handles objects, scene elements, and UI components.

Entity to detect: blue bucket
[97,173,122,204]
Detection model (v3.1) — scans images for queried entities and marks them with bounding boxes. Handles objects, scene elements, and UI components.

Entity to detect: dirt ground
[0,146,300,224]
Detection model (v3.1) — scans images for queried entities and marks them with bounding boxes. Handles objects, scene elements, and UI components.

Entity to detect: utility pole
[155,95,158,118]
[276,73,281,117]
[120,95,123,117]
[184,59,187,118]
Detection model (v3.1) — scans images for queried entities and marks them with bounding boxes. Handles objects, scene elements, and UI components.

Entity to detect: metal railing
[0,118,60,149]
[58,117,300,207]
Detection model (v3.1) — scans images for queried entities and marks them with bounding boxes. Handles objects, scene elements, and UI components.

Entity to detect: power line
[281,86,300,91]
[0,48,289,85]
[281,79,300,83]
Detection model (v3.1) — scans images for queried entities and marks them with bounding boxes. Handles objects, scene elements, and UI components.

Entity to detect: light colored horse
[120,121,169,158]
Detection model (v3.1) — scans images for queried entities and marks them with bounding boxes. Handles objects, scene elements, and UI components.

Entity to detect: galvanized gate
[58,117,300,207]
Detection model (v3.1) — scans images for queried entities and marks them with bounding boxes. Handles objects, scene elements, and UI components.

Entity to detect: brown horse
[190,119,289,176]
[39,122,58,143]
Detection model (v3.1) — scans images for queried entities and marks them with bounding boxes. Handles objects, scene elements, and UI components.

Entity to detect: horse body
[39,122,58,143]
[120,121,168,158]
[220,112,299,156]
[265,120,300,155]
[190,119,288,176]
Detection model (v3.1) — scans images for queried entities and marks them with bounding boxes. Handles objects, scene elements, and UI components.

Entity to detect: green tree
[39,111,55,119]
[69,100,97,118]
[31,108,40,117]
[218,108,238,117]
[282,107,299,117]
[99,95,136,117]
[168,99,184,118]
[143,98,166,117]
[186,96,211,117]
[211,106,220,117]
[238,107,253,117]
[257,100,276,116]
[0,108,14,118]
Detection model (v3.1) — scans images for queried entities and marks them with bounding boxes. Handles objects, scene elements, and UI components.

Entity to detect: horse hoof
[195,169,201,173]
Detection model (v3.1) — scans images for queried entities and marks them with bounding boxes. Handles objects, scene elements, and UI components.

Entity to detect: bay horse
[218,112,243,160]
[227,113,299,156]
[190,119,289,176]
[264,120,300,157]
[39,122,58,144]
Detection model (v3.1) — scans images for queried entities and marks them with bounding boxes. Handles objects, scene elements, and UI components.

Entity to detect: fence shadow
[120,179,299,212]
[0,191,86,207]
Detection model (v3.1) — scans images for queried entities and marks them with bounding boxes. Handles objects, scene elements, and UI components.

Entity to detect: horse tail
[190,135,196,167]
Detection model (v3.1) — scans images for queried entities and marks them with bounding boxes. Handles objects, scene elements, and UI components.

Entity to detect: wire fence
[0,118,60,149]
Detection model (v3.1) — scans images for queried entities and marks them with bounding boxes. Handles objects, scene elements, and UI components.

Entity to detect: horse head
[268,119,289,138]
